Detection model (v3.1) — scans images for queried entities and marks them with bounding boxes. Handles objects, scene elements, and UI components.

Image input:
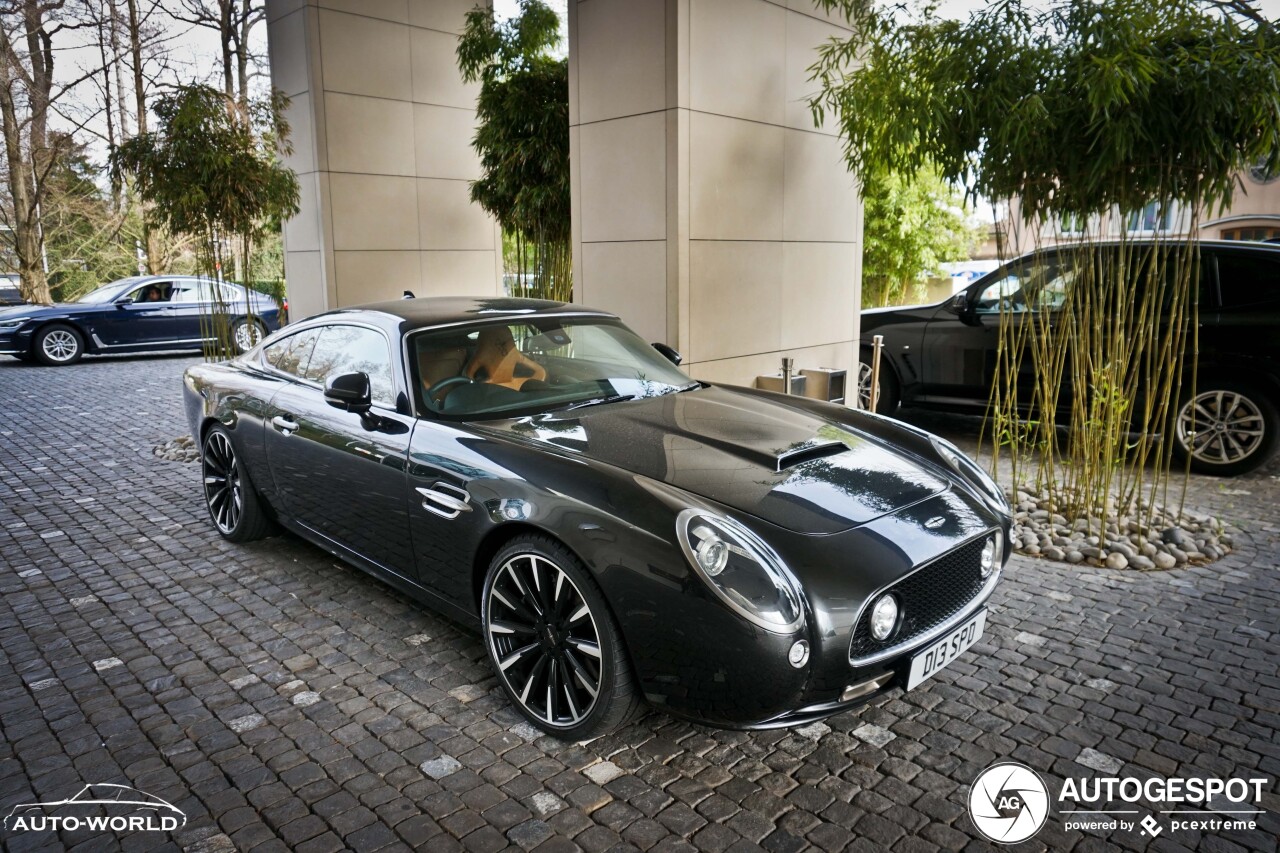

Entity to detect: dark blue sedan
[0,275,282,365]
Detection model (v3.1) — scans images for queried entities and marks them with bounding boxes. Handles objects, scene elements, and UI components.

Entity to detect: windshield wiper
[561,393,637,411]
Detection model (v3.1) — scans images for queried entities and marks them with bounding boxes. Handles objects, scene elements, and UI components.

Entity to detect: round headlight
[979,531,1002,577]
[788,640,809,668]
[692,527,730,576]
[870,594,899,641]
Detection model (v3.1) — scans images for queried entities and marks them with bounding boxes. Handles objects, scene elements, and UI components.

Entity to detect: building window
[1221,226,1280,241]
[1126,201,1173,233]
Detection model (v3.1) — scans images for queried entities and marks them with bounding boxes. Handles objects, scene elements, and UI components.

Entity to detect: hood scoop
[776,440,848,472]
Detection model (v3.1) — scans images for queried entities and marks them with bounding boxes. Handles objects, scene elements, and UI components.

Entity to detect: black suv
[859,240,1280,475]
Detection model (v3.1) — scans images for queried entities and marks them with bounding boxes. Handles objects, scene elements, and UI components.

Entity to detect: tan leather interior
[419,346,468,399]
[465,325,547,390]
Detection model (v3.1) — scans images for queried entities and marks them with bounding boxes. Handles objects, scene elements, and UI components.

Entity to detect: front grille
[849,535,990,661]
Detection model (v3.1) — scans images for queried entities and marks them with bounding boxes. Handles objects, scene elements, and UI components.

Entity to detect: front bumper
[0,329,29,354]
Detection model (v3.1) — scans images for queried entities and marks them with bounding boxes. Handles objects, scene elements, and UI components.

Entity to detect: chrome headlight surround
[979,530,1003,577]
[930,435,1008,510]
[676,508,804,634]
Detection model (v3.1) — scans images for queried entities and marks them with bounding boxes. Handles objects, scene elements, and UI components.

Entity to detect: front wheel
[481,536,640,738]
[34,324,83,366]
[1172,382,1278,476]
[201,425,276,541]
[232,318,267,354]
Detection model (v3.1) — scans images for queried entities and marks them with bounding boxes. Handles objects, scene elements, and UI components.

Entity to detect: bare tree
[0,0,86,304]
[170,0,264,121]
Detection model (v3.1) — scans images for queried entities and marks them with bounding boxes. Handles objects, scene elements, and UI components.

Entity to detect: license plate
[906,609,986,690]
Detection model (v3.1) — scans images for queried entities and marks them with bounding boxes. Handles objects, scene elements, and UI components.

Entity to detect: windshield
[74,278,143,304]
[412,318,696,418]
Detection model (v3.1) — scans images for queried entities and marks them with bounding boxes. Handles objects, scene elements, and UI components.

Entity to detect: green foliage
[811,0,1280,223]
[458,0,570,302]
[112,85,299,244]
[861,166,979,307]
[112,84,299,359]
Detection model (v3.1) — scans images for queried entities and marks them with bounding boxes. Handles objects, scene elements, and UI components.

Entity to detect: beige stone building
[998,168,1280,256]
[266,0,864,391]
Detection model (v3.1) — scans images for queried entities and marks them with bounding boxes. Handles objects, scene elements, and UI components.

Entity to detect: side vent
[776,441,847,472]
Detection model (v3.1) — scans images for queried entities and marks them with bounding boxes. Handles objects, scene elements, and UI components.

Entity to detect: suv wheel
[1173,382,1278,476]
[856,360,900,414]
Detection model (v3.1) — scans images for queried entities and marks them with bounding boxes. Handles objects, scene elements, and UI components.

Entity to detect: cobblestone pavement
[0,354,1277,853]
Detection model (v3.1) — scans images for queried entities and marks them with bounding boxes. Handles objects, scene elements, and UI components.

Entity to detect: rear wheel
[1172,381,1278,476]
[201,425,276,541]
[232,318,267,354]
[481,535,640,738]
[857,359,900,414]
[34,324,83,366]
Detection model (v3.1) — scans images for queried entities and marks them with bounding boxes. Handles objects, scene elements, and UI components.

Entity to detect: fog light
[692,527,730,576]
[788,640,809,668]
[870,594,898,641]
[980,532,1001,578]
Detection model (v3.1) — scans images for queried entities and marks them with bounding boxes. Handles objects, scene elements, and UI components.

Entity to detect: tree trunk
[126,0,161,271]
[0,52,51,304]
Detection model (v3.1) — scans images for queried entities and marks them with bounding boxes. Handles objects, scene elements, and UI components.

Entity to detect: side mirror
[324,372,372,414]
[652,342,683,366]
[116,297,134,308]
[943,291,969,315]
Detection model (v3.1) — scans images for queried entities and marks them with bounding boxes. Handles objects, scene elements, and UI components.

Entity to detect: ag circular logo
[969,762,1050,843]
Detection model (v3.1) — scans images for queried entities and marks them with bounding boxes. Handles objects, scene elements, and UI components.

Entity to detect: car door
[93,281,180,345]
[166,280,216,342]
[263,322,418,579]
[920,253,1069,412]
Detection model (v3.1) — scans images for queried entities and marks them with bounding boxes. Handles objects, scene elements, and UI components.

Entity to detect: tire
[481,535,641,738]
[201,425,276,541]
[1171,380,1278,476]
[33,324,84,366]
[857,358,901,414]
[232,318,267,354]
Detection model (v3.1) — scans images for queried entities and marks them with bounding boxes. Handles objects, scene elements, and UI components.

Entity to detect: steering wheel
[426,374,473,404]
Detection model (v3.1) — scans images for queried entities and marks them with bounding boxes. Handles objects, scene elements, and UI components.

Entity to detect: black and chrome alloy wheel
[203,431,243,535]
[233,319,265,353]
[1173,383,1278,476]
[486,553,602,728]
[34,324,83,365]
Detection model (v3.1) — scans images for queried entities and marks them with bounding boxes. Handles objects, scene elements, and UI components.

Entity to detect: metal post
[870,335,884,412]
[781,357,794,395]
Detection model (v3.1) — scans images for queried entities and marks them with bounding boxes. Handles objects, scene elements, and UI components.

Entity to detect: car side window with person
[412,319,695,417]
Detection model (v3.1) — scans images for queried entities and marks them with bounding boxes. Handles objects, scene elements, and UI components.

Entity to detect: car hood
[0,301,91,319]
[488,386,950,534]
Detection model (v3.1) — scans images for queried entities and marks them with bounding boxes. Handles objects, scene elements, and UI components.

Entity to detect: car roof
[311,296,619,332]
[1018,238,1280,259]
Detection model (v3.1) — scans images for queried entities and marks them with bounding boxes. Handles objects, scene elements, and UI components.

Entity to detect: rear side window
[1215,252,1280,310]
[263,327,321,377]
[304,325,395,406]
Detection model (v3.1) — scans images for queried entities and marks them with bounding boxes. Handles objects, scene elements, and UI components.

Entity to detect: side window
[129,281,171,303]
[304,325,396,406]
[170,282,204,303]
[263,327,321,377]
[1215,252,1280,310]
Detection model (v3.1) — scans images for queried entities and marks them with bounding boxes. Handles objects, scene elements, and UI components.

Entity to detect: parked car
[184,296,1011,736]
[0,275,281,365]
[0,274,24,306]
[859,240,1280,476]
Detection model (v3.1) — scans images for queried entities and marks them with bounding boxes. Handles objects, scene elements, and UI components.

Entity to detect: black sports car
[183,297,1011,736]
[0,275,282,365]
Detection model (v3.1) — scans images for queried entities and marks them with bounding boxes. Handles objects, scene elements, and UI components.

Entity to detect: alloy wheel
[486,553,603,728]
[1176,390,1265,466]
[202,432,243,534]
[856,362,874,410]
[41,329,79,362]
[234,321,262,353]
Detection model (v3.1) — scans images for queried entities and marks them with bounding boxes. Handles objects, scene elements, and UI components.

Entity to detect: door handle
[415,484,472,519]
[271,415,299,434]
